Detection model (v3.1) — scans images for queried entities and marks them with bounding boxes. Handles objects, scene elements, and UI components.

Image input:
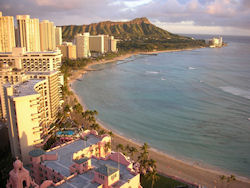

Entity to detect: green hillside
[62,17,183,41]
[61,17,206,51]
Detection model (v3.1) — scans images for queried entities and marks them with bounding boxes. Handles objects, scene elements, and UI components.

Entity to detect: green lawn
[141,173,188,188]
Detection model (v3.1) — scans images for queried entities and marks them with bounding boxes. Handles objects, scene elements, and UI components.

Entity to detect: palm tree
[104,142,111,154]
[90,123,100,131]
[108,131,114,138]
[141,143,149,154]
[146,169,159,188]
[138,143,151,175]
[124,144,131,155]
[129,146,138,158]
[116,144,124,152]
[99,129,106,135]
[148,158,157,172]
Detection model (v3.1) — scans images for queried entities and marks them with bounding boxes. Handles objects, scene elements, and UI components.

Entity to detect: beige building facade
[0,12,16,52]
[55,27,62,46]
[0,65,27,120]
[58,42,76,59]
[0,47,62,72]
[75,33,90,58]
[4,79,48,163]
[40,20,56,51]
[0,47,62,119]
[16,15,40,52]
[103,35,117,53]
[89,35,104,54]
[4,71,62,163]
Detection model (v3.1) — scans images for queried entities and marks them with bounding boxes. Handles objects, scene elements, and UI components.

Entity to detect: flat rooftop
[44,134,102,177]
[11,79,43,98]
[26,71,57,76]
[53,157,134,188]
[44,134,135,188]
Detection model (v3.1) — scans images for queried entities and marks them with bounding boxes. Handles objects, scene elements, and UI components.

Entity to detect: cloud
[33,0,82,9]
[0,0,250,35]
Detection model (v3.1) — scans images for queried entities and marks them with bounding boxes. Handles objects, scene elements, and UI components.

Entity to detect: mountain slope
[61,17,183,41]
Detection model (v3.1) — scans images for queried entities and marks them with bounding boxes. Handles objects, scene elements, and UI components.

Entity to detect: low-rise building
[209,37,223,48]
[6,130,142,188]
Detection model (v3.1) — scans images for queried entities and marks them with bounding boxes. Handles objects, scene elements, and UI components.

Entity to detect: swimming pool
[56,130,75,136]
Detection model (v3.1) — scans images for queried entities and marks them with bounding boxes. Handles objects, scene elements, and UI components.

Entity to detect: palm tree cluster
[115,142,158,187]
[137,143,159,188]
[81,110,98,129]
[219,174,236,188]
[116,144,138,158]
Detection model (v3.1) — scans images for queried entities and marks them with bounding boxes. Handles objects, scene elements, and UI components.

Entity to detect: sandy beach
[68,49,250,188]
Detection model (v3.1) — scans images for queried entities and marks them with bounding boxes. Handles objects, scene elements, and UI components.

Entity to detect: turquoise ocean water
[73,35,250,178]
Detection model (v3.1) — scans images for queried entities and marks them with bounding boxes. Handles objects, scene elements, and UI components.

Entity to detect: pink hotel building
[6,130,142,188]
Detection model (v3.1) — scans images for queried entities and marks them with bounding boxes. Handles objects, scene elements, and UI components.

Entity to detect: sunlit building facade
[0,11,16,52]
[16,15,40,52]
[40,20,56,51]
[75,33,91,58]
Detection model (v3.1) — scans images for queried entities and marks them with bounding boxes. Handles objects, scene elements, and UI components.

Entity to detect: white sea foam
[188,66,196,70]
[220,86,250,100]
[145,71,159,74]
[161,77,166,80]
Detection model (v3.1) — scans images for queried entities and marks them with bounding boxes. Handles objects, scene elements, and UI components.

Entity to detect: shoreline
[68,49,250,188]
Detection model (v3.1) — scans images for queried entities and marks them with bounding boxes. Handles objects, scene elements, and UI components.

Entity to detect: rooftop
[29,149,45,157]
[9,79,44,98]
[26,71,57,76]
[96,165,118,176]
[54,158,134,188]
[74,157,89,164]
[44,134,101,176]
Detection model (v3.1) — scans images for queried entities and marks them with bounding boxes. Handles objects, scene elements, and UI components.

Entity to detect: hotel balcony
[33,129,43,135]
[33,138,44,144]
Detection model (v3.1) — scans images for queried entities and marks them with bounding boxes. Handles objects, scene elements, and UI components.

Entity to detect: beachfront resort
[1,7,249,188]
[6,130,142,188]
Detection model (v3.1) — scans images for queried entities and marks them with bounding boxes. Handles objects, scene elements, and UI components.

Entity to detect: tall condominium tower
[16,15,40,52]
[89,35,105,54]
[75,33,91,58]
[103,35,118,53]
[40,20,56,51]
[55,27,62,46]
[0,11,16,52]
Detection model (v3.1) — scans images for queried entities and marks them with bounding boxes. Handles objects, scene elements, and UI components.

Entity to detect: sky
[1,0,250,36]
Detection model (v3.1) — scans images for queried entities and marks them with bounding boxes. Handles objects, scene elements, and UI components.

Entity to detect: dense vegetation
[61,17,177,41]
[61,17,207,52]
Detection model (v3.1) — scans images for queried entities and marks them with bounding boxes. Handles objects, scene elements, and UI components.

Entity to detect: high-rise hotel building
[0,12,16,52]
[0,12,64,164]
[4,71,61,164]
[40,20,56,51]
[55,27,62,46]
[16,15,40,52]
[0,47,62,119]
[75,33,91,58]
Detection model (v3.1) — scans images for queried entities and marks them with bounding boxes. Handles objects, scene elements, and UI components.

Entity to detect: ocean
[73,35,250,178]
